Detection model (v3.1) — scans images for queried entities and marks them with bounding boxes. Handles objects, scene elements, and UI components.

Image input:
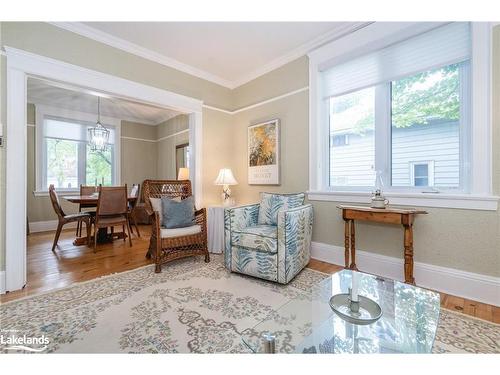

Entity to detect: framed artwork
[248,119,280,185]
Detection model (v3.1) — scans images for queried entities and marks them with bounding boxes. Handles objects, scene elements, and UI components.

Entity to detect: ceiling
[53,22,366,88]
[27,78,182,125]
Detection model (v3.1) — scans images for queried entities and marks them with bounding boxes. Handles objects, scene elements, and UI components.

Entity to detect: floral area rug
[1,255,498,353]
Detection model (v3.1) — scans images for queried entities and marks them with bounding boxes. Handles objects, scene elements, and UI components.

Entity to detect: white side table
[207,206,225,254]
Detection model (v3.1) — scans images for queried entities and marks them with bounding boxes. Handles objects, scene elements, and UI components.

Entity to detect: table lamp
[214,168,238,207]
[177,167,189,180]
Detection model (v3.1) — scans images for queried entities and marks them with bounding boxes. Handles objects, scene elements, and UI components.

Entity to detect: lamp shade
[214,168,238,185]
[177,167,190,180]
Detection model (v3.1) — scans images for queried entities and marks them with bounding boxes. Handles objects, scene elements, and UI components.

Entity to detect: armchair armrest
[223,203,260,269]
[277,204,314,284]
[194,208,207,234]
[224,203,260,231]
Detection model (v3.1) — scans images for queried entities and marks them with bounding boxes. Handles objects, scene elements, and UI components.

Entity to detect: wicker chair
[143,179,209,273]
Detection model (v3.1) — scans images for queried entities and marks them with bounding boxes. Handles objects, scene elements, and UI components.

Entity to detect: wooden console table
[337,205,427,285]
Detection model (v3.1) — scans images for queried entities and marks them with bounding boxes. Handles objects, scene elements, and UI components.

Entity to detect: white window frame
[409,161,435,187]
[34,104,121,195]
[308,22,498,211]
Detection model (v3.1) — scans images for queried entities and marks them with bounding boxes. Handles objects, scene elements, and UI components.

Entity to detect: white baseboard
[29,220,78,233]
[311,241,500,307]
[0,271,5,294]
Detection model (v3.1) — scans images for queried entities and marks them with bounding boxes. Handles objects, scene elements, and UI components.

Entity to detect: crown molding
[48,22,234,89]
[202,86,309,115]
[230,22,372,88]
[48,22,372,90]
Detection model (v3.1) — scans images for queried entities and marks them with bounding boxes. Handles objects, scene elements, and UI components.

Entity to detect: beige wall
[120,121,158,189]
[202,108,236,206]
[232,56,309,109]
[157,115,189,179]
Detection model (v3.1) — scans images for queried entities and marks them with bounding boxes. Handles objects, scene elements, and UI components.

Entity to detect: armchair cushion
[160,224,201,238]
[149,198,163,225]
[257,192,305,225]
[233,224,278,254]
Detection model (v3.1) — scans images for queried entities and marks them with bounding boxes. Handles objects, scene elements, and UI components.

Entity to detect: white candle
[351,272,359,302]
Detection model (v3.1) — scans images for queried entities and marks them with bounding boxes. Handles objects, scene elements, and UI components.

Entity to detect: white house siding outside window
[325,23,470,193]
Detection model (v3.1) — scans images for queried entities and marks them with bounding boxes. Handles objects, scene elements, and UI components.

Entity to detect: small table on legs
[337,205,427,285]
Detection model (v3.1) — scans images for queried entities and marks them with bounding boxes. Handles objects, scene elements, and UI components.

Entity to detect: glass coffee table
[241,270,440,353]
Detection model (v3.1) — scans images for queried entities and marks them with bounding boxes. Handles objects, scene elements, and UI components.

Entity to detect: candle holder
[262,332,276,353]
[348,288,360,315]
[329,288,382,325]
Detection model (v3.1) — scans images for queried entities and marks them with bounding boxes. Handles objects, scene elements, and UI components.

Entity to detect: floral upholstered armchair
[224,192,313,284]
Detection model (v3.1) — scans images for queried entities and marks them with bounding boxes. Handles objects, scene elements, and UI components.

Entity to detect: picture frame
[248,119,280,185]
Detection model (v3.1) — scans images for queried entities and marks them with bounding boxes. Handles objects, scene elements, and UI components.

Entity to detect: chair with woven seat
[143,179,209,273]
[75,184,97,237]
[49,184,91,252]
[224,192,314,284]
[93,185,132,252]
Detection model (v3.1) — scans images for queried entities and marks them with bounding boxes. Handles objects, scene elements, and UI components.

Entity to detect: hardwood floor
[1,225,153,303]
[2,226,498,324]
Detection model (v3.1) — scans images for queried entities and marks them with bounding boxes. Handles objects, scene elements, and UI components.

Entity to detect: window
[36,106,120,192]
[410,161,434,187]
[322,23,471,193]
[330,87,375,187]
[331,134,349,147]
[309,22,497,209]
[328,62,467,191]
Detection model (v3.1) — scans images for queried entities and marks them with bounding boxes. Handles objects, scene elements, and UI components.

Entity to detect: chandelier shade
[88,96,110,152]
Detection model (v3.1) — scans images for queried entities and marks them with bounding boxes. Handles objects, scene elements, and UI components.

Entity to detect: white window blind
[44,117,116,144]
[321,22,471,99]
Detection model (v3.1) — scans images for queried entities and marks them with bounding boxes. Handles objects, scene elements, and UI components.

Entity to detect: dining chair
[93,184,132,252]
[76,184,97,237]
[49,185,91,252]
[127,184,141,237]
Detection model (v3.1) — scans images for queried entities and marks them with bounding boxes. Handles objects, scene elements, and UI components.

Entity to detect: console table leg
[403,224,415,285]
[349,220,358,270]
[344,220,350,268]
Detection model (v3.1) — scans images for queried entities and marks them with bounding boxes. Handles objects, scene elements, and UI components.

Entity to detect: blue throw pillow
[161,196,195,229]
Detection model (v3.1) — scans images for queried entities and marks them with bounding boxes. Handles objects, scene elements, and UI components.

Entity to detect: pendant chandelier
[88,96,110,152]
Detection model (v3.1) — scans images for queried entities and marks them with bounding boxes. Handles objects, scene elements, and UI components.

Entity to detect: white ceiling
[27,78,182,125]
[53,22,366,88]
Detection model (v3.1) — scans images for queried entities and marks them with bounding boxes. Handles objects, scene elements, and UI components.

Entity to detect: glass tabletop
[241,270,440,353]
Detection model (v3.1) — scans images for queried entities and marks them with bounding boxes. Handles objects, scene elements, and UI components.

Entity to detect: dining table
[63,194,138,246]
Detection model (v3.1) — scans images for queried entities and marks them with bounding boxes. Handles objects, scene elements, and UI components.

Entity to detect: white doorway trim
[4,46,204,293]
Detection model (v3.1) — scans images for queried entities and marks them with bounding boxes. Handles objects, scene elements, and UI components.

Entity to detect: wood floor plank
[1,226,498,325]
